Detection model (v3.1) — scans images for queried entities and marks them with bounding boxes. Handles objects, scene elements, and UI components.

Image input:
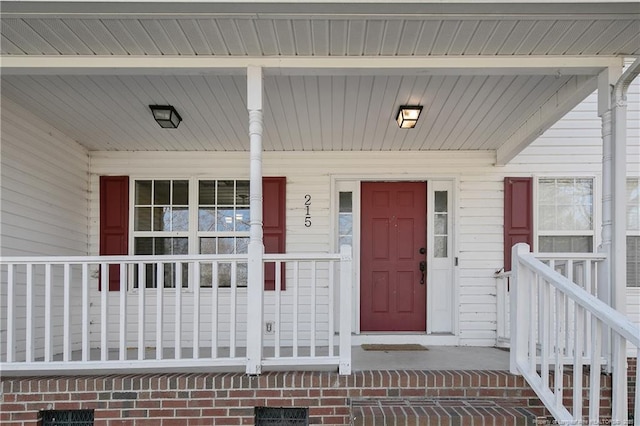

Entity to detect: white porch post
[246,66,264,375]
[599,59,640,420]
[597,69,616,370]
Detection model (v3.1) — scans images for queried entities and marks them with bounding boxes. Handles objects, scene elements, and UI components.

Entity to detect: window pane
[154,237,172,255]
[235,208,250,231]
[538,178,593,232]
[172,207,189,231]
[339,236,352,246]
[628,236,640,287]
[153,207,170,231]
[135,237,153,255]
[154,180,171,204]
[200,264,213,287]
[217,208,234,231]
[539,205,556,231]
[218,237,235,254]
[339,213,353,235]
[236,237,249,253]
[135,180,152,205]
[217,180,234,204]
[237,263,248,287]
[199,208,216,231]
[173,237,188,254]
[218,263,231,287]
[339,192,352,213]
[200,237,216,254]
[199,181,216,205]
[539,236,593,253]
[172,180,189,205]
[236,180,250,205]
[434,191,447,213]
[434,236,447,258]
[135,207,152,231]
[435,214,447,235]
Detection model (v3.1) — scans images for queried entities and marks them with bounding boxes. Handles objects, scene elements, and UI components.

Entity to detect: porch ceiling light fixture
[149,105,182,129]
[396,105,423,129]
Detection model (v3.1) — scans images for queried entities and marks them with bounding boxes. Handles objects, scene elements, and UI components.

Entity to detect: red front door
[360,182,427,332]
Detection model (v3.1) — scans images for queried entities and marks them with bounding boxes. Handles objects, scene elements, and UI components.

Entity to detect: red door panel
[361,182,427,332]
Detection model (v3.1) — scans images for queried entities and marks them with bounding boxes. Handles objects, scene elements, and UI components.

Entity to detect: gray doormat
[361,344,428,351]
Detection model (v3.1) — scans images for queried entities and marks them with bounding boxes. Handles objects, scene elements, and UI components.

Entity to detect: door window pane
[433,191,448,258]
[338,192,353,247]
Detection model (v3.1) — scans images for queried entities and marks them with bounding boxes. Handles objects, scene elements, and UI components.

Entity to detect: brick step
[352,398,541,426]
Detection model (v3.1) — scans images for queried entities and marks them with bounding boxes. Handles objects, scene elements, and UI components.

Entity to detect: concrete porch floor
[352,345,510,371]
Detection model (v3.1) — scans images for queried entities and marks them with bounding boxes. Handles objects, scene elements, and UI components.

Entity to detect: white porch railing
[0,248,352,375]
[496,252,606,347]
[510,243,639,424]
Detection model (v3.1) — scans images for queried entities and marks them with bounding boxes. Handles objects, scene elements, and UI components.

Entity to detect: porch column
[246,66,264,375]
[599,59,640,420]
[610,59,640,420]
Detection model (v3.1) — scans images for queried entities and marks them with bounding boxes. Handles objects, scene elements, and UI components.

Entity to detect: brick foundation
[0,367,621,426]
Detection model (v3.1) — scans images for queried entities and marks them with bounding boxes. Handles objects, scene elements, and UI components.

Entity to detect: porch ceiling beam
[3,0,638,19]
[0,55,622,76]
[495,74,599,166]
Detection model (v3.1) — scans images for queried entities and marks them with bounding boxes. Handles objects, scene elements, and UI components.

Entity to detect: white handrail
[510,243,639,424]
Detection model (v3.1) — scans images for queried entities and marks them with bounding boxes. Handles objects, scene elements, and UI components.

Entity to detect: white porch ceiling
[0,73,593,152]
[1,1,637,157]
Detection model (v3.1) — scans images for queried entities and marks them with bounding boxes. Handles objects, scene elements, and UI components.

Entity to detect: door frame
[331,175,460,343]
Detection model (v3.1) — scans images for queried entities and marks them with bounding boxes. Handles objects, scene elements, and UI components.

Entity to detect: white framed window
[628,177,640,287]
[537,177,594,253]
[131,178,250,288]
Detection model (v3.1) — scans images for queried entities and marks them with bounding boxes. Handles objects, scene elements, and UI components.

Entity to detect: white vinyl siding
[0,98,90,361]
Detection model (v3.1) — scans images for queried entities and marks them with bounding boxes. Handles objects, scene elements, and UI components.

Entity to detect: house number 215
[304,194,312,227]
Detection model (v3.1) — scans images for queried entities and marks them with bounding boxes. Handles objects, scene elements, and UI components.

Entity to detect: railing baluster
[293,261,299,358]
[310,260,317,358]
[193,261,200,359]
[138,263,145,361]
[63,263,71,362]
[7,264,15,363]
[566,261,574,356]
[328,260,335,358]
[635,348,639,426]
[44,264,52,362]
[554,289,564,409]
[100,262,108,361]
[584,260,592,358]
[529,270,537,375]
[230,261,237,358]
[274,260,282,358]
[541,278,550,384]
[119,263,127,361]
[588,319,601,424]
[211,261,218,359]
[572,304,584,422]
[156,262,164,360]
[611,334,627,422]
[82,263,89,362]
[175,262,182,360]
[25,264,33,363]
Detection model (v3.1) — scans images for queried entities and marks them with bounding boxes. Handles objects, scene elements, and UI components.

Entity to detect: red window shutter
[504,177,533,271]
[263,177,286,290]
[100,176,129,291]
